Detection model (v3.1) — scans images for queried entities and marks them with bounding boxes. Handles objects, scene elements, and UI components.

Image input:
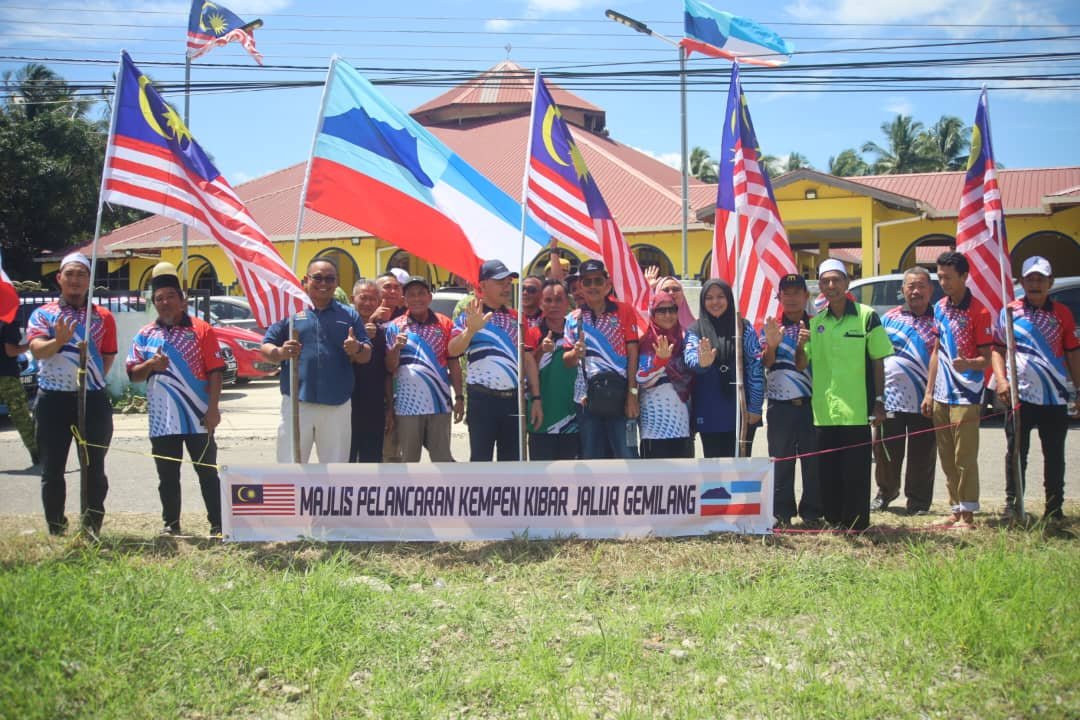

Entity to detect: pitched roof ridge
[574,132,682,206]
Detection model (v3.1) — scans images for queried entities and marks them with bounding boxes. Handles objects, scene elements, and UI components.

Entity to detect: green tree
[828,148,870,177]
[760,154,781,178]
[861,114,936,174]
[918,115,970,171]
[784,152,812,172]
[0,64,141,279]
[689,146,717,183]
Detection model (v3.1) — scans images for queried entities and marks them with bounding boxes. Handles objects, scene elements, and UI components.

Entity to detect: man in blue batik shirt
[261,259,371,463]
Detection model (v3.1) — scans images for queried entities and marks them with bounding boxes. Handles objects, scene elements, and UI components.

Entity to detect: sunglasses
[580,276,606,288]
[653,306,678,315]
[522,286,540,294]
[308,274,338,284]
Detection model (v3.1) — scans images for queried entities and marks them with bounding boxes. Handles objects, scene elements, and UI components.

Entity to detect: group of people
[9,247,1077,538]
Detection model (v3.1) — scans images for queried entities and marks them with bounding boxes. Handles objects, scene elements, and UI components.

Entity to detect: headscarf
[655,276,696,329]
[689,279,739,390]
[642,291,692,402]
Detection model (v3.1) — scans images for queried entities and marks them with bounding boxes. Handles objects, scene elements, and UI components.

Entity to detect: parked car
[188,295,263,333]
[1013,275,1080,418]
[218,340,238,386]
[213,325,278,384]
[431,286,470,320]
[0,351,39,417]
[848,272,945,318]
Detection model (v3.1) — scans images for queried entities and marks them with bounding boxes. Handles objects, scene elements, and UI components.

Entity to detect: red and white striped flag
[710,64,797,329]
[955,88,1013,317]
[0,247,17,324]
[186,1,263,65]
[525,72,649,326]
[101,53,308,327]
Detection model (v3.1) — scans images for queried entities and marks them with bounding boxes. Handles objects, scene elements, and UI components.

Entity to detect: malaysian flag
[187,0,263,65]
[710,63,797,330]
[101,53,308,328]
[955,88,1013,318]
[0,247,16,324]
[231,484,296,516]
[525,72,650,325]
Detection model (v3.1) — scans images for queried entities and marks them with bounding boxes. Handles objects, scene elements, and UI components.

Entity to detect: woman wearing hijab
[684,279,764,457]
[636,291,693,458]
[655,275,696,329]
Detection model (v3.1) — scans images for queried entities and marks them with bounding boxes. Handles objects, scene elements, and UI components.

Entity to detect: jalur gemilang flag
[711,63,798,329]
[0,247,17,325]
[102,52,309,327]
[525,72,650,324]
[956,88,1013,318]
[305,58,549,284]
[187,0,263,65]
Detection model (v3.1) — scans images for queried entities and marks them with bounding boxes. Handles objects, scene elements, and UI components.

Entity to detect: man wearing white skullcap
[27,252,117,536]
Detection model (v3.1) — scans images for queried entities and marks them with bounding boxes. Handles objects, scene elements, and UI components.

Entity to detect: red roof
[411,60,601,117]
[850,167,1080,216]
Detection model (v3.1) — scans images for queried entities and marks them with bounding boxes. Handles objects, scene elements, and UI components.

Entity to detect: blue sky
[2,0,1079,185]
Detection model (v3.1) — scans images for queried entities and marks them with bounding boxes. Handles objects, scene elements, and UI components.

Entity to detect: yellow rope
[69,425,223,471]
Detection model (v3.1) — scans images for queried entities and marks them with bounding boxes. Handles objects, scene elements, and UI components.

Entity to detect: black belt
[771,397,809,406]
[467,384,517,399]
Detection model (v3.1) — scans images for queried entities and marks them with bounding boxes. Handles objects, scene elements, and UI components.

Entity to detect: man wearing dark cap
[562,258,640,459]
[761,273,820,526]
[449,259,539,461]
[27,252,118,536]
[127,262,225,536]
[993,255,1080,522]
[386,275,462,462]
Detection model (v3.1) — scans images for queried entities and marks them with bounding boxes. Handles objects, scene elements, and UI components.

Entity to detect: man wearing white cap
[796,259,893,531]
[993,255,1080,522]
[27,252,117,536]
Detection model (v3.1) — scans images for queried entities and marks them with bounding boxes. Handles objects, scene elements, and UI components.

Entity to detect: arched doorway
[526,248,581,277]
[699,251,712,281]
[897,233,955,272]
[313,247,360,296]
[631,244,675,277]
[186,255,224,295]
[1010,231,1080,278]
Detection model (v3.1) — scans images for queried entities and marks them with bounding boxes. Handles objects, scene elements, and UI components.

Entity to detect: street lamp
[606,9,690,280]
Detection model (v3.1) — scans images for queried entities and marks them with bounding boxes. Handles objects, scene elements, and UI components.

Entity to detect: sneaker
[47,518,69,536]
[159,524,181,537]
[1043,509,1065,524]
[871,494,898,512]
[907,507,930,517]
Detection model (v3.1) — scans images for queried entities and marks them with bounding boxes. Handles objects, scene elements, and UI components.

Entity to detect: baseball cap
[478,259,518,281]
[579,258,607,276]
[402,275,430,292]
[389,267,411,285]
[778,273,807,290]
[817,259,848,279]
[1021,255,1052,278]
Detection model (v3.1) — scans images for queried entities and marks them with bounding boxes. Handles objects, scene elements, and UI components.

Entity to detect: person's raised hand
[698,337,717,367]
[654,335,673,360]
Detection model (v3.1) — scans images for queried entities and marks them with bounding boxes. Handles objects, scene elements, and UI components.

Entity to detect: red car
[212,325,278,383]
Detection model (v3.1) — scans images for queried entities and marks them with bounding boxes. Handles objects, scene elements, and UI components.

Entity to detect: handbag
[586,371,627,418]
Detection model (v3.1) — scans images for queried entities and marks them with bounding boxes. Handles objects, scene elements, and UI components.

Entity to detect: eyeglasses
[580,276,606,288]
[308,274,337,284]
[522,286,540,294]
[653,306,678,315]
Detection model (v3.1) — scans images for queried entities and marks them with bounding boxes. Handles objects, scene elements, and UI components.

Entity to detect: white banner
[220,458,774,542]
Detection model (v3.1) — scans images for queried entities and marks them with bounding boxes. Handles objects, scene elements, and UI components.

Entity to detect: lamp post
[606,9,690,280]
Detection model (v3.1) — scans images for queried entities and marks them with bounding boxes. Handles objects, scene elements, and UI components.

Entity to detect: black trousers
[1004,402,1069,516]
[873,412,936,511]
[467,390,520,462]
[817,425,872,530]
[35,389,112,532]
[767,401,821,522]
[350,424,385,463]
[640,437,694,459]
[699,424,759,458]
[150,434,221,531]
[528,432,580,460]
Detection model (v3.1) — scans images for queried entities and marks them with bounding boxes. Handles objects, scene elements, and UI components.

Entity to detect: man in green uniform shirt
[797,259,893,530]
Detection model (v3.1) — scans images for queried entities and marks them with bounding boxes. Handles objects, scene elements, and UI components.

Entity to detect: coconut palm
[784,152,812,172]
[862,114,936,174]
[918,115,970,171]
[2,63,89,121]
[689,146,717,183]
[828,149,870,177]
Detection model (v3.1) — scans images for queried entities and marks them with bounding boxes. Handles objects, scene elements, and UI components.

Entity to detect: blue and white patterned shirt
[882,304,936,414]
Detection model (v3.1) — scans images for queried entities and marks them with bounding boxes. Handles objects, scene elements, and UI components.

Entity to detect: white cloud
[526,0,603,12]
[884,98,913,116]
[231,170,255,185]
[632,146,682,169]
[783,0,1065,37]
[484,18,519,32]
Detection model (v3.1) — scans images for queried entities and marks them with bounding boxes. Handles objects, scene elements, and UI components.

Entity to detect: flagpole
[981,87,1024,522]
[679,45,690,279]
[517,71,543,462]
[78,51,124,535]
[181,55,192,293]
[285,55,338,464]
[731,64,745,458]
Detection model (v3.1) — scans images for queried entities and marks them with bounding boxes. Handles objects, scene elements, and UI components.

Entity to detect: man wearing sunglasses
[521,275,544,329]
[261,258,372,463]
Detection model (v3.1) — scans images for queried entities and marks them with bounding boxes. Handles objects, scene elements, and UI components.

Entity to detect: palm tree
[861,115,936,174]
[918,115,970,171]
[759,153,781,178]
[828,149,870,177]
[784,152,812,172]
[689,145,717,183]
[2,63,88,121]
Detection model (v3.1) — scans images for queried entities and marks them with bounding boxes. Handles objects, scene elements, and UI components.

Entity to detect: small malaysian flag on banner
[231,484,296,516]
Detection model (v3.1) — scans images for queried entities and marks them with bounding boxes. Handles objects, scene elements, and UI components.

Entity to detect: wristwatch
[629,387,639,396]
[874,395,885,403]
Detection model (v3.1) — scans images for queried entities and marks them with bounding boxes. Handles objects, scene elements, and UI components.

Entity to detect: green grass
[0,515,1077,719]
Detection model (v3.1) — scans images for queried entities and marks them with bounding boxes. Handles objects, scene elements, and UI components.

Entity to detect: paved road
[2,379,1077,523]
